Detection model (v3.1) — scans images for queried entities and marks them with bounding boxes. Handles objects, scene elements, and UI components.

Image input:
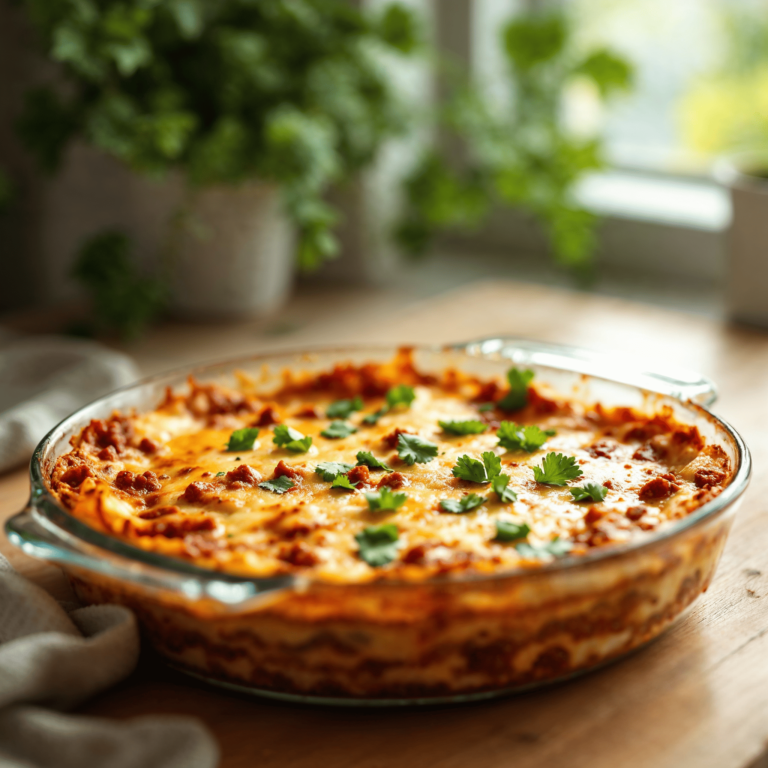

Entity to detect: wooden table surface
[2,280,767,768]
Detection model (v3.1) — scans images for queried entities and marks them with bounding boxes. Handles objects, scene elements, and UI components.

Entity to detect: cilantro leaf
[331,474,358,491]
[570,482,608,503]
[397,433,438,465]
[451,451,502,483]
[226,427,259,452]
[321,420,358,439]
[477,402,494,412]
[362,405,389,425]
[214,471,225,477]
[326,396,363,419]
[387,384,416,409]
[355,451,392,472]
[439,419,488,435]
[516,537,572,558]
[497,422,552,452]
[273,425,312,453]
[355,524,399,566]
[314,461,353,482]
[439,493,486,514]
[532,452,584,485]
[361,385,416,425]
[491,474,518,503]
[365,487,407,512]
[258,476,294,494]
[494,520,531,542]
[497,367,534,411]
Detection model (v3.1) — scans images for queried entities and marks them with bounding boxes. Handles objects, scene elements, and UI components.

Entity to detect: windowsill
[575,169,731,232]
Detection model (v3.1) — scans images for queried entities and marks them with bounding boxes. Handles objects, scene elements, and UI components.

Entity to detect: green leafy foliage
[362,406,389,426]
[258,475,294,494]
[494,520,531,542]
[533,452,584,486]
[71,230,167,340]
[497,368,534,412]
[17,0,421,271]
[326,396,363,419]
[226,427,260,452]
[452,451,502,483]
[355,524,399,566]
[491,474,518,503]
[570,482,608,503]
[516,537,572,559]
[365,487,407,512]
[397,433,438,465]
[331,474,358,491]
[314,461,353,482]
[439,419,488,435]
[497,422,553,452]
[355,451,392,472]
[273,425,312,453]
[321,420,358,439]
[396,7,633,271]
[439,493,486,514]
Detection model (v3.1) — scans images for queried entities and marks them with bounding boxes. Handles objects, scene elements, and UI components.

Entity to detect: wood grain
[2,280,767,768]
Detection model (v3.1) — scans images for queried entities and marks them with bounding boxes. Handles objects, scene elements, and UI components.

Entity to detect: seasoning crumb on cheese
[50,349,732,583]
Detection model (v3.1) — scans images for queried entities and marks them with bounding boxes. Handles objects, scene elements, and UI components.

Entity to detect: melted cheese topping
[50,355,731,583]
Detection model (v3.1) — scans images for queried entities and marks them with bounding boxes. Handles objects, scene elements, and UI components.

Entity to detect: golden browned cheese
[50,352,731,583]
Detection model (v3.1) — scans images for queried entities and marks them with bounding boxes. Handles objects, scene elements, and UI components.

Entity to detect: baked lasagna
[51,349,731,582]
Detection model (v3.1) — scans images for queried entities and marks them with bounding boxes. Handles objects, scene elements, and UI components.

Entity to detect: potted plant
[395,8,633,273]
[16,0,419,324]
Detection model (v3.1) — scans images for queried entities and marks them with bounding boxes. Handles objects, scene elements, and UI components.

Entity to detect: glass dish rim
[10,339,753,597]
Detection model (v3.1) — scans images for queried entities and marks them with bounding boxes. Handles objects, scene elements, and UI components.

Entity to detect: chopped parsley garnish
[214,471,225,477]
[355,451,392,472]
[355,524,399,567]
[331,474,358,490]
[477,402,495,412]
[532,452,583,485]
[439,493,486,514]
[314,462,354,482]
[387,384,416,409]
[493,520,531,542]
[326,396,363,419]
[225,427,259,452]
[452,451,502,483]
[361,385,416,425]
[516,537,572,558]
[397,433,438,465]
[497,367,534,412]
[362,406,389,426]
[491,474,518,503]
[439,419,488,436]
[496,422,554,453]
[272,425,312,453]
[570,483,609,503]
[365,487,407,512]
[321,420,358,439]
[258,476,294,494]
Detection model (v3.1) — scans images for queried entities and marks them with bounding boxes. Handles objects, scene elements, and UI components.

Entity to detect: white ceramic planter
[715,153,768,327]
[34,144,294,319]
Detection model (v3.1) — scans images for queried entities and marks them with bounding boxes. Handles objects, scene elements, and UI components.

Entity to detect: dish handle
[5,503,296,612]
[455,337,718,407]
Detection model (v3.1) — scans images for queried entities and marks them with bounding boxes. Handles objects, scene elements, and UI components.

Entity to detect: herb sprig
[273,425,312,453]
[452,451,502,483]
[532,452,583,486]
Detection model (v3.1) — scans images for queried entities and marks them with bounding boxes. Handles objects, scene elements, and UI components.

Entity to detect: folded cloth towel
[0,335,140,473]
[0,555,219,768]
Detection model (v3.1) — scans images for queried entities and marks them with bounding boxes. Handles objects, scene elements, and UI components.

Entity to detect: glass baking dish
[5,339,751,706]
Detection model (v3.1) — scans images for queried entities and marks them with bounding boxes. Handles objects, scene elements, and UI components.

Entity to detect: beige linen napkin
[0,555,219,768]
[0,334,140,473]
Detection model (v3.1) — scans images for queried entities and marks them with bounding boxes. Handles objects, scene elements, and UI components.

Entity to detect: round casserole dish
[6,339,751,706]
